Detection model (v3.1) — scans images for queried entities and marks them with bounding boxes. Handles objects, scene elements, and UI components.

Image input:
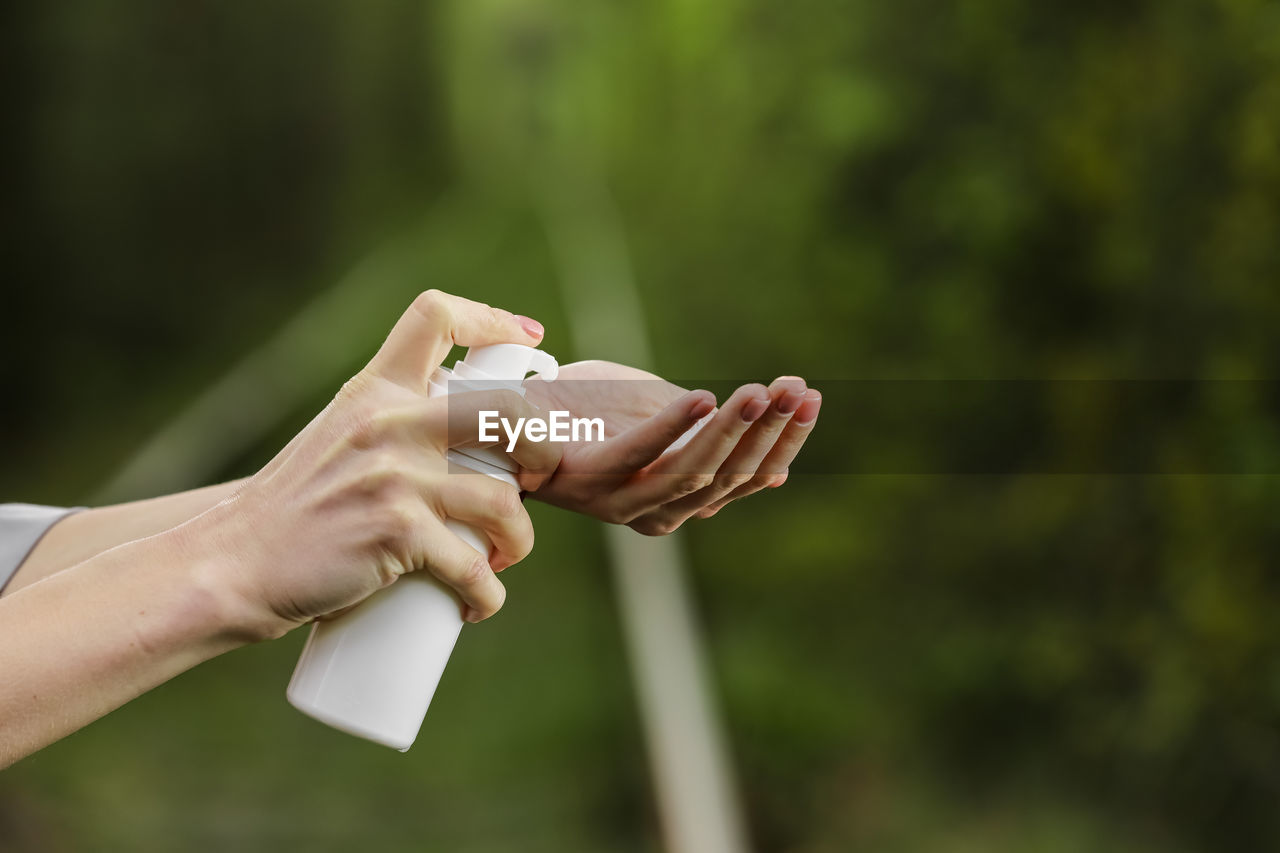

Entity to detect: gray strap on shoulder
[0,504,79,593]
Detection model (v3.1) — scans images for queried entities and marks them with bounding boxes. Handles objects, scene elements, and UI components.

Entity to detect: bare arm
[0,516,252,768]
[0,291,550,766]
[2,479,247,596]
[0,288,821,767]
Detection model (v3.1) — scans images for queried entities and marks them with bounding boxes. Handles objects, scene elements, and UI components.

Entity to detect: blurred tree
[2,0,1280,850]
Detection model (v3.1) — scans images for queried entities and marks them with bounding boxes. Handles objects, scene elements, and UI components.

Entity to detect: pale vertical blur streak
[540,172,752,853]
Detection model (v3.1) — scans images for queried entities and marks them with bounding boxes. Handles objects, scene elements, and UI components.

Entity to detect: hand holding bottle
[197,290,561,641]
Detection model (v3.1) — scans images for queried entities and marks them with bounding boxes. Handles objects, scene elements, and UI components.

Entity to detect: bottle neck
[428,365,524,480]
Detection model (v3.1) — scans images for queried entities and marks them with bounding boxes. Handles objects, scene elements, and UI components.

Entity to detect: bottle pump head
[454,344,559,384]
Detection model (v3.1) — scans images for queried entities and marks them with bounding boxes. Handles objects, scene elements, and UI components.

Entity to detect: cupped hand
[194,291,559,640]
[524,360,820,535]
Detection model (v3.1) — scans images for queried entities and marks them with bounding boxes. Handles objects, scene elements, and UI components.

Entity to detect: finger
[594,390,717,475]
[663,377,806,517]
[701,388,820,515]
[366,290,544,387]
[434,475,535,573]
[613,383,771,519]
[440,389,564,490]
[415,514,508,622]
[751,387,821,483]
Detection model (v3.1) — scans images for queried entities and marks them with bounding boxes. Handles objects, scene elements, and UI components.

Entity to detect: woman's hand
[0,290,561,767]
[191,291,559,640]
[524,360,820,535]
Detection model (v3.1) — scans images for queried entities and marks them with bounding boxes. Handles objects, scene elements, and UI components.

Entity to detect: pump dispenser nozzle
[453,344,559,384]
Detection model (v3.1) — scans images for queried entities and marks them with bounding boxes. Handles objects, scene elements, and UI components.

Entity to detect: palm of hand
[523,360,820,534]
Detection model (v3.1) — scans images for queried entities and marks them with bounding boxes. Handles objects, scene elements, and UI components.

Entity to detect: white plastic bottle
[287,343,559,751]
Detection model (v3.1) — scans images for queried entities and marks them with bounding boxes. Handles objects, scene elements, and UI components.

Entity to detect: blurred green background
[4,0,1280,850]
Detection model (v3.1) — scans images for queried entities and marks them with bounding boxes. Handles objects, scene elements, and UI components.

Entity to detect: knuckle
[675,472,715,497]
[713,472,753,493]
[414,288,444,310]
[487,485,523,519]
[473,582,506,620]
[358,455,412,505]
[412,289,452,329]
[414,285,450,312]
[459,554,494,590]
[512,523,535,562]
[376,500,418,541]
[363,451,404,485]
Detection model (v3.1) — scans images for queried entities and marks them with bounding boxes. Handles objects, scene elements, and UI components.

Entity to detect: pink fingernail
[794,391,822,426]
[689,392,716,419]
[742,397,770,422]
[516,315,544,338]
[776,390,804,415]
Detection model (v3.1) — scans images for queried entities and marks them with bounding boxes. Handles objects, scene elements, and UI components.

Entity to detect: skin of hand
[0,291,556,767]
[197,290,564,635]
[0,292,819,766]
[524,360,821,535]
[9,315,820,597]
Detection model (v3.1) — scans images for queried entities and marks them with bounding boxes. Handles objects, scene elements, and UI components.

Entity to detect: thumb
[366,290,544,387]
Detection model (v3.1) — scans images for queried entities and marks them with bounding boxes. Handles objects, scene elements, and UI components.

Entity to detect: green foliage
[3,0,1280,850]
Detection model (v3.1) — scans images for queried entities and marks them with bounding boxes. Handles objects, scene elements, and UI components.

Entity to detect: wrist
[163,501,293,645]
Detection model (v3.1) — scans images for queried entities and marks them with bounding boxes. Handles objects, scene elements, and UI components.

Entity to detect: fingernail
[516,315,544,338]
[776,390,804,416]
[771,469,789,487]
[794,391,822,426]
[689,392,716,419]
[742,396,770,422]
[463,607,484,623]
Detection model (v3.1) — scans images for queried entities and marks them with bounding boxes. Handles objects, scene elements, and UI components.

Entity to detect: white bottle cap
[452,343,559,384]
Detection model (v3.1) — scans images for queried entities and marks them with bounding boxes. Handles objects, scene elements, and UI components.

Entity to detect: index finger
[595,389,717,475]
[366,290,545,388]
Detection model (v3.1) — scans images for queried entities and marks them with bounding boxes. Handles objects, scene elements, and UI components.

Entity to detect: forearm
[0,520,254,768]
[3,479,246,595]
